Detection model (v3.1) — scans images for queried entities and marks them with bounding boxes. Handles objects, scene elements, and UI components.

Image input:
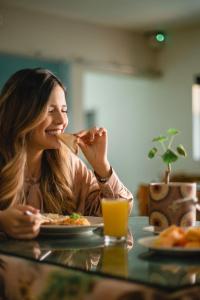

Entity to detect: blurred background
[1,0,200,214]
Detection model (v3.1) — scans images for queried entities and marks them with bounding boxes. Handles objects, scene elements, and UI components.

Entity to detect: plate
[138,236,200,255]
[143,225,200,235]
[143,226,162,235]
[39,216,103,237]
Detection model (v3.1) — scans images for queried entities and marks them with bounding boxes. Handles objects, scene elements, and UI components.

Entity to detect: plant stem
[160,141,166,152]
[168,136,174,149]
[164,164,171,184]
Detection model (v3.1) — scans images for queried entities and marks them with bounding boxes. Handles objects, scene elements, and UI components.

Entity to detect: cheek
[31,128,43,142]
[64,116,69,128]
[36,119,50,132]
[30,121,48,140]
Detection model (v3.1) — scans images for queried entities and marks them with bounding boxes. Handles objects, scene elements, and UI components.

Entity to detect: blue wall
[0,53,73,130]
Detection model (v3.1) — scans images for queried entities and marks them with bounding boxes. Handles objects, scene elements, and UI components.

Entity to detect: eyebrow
[49,104,67,107]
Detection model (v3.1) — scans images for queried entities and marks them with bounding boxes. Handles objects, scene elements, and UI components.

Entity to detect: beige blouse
[24,152,133,216]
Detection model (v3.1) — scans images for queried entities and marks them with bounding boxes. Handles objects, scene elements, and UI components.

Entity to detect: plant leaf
[167,128,179,135]
[70,213,81,219]
[177,144,187,157]
[152,136,168,143]
[162,149,178,164]
[148,147,158,158]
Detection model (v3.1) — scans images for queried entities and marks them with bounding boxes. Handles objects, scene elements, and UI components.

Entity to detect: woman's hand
[75,127,111,178]
[0,205,41,239]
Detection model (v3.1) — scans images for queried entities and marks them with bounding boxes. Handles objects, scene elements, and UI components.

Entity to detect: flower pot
[149,182,197,230]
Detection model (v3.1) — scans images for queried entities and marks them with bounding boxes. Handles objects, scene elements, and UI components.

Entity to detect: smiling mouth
[45,129,62,136]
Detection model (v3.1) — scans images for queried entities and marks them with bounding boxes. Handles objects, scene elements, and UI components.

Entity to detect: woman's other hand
[75,127,111,178]
[0,205,41,239]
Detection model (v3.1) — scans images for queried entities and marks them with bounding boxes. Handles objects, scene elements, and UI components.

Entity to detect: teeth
[46,130,62,135]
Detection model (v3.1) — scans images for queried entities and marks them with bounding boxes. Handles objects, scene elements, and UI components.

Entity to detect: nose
[54,111,67,125]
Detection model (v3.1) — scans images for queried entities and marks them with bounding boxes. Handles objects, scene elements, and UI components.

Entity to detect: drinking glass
[101,198,129,243]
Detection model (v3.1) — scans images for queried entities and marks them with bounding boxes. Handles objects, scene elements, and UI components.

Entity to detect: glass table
[0,216,200,299]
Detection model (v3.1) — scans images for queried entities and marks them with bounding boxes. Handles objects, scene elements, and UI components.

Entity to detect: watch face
[94,172,108,183]
[99,178,107,183]
[94,167,112,183]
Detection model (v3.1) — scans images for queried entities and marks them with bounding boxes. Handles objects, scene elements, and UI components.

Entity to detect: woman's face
[28,84,68,151]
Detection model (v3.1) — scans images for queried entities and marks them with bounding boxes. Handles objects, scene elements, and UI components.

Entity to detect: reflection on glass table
[1,252,186,300]
[1,216,200,292]
[139,249,200,287]
[0,226,134,274]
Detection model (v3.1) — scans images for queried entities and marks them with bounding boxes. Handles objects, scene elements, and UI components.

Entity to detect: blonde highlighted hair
[0,68,74,213]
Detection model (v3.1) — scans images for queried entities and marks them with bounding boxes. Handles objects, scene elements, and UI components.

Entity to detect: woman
[0,68,133,239]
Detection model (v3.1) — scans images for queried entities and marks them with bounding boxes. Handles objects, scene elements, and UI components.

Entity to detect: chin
[44,142,61,150]
[51,143,61,150]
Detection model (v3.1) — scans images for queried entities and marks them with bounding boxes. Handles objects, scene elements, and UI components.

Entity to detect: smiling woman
[0,68,133,239]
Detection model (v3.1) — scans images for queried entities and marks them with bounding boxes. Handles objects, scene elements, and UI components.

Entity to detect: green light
[155,33,165,43]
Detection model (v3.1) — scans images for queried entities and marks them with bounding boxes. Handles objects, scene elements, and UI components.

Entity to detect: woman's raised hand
[0,205,41,239]
[75,127,111,178]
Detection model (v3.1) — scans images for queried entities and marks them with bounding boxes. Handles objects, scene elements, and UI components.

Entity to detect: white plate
[138,236,200,255]
[143,225,200,235]
[39,216,103,237]
[143,226,162,235]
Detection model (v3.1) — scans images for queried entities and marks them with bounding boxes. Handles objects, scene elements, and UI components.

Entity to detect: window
[192,76,200,160]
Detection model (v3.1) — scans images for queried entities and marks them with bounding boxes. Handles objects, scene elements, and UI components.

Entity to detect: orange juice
[101,198,129,238]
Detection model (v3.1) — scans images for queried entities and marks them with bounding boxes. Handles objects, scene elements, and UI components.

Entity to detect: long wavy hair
[0,68,74,213]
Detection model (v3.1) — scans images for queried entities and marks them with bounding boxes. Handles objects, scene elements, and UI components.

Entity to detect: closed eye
[61,108,68,113]
[48,107,68,113]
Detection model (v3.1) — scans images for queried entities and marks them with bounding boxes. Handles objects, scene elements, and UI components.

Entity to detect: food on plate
[57,133,78,154]
[185,227,200,241]
[184,241,200,248]
[40,213,62,224]
[40,213,90,226]
[153,225,200,248]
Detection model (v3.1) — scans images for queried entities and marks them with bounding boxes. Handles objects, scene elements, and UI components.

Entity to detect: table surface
[0,216,200,292]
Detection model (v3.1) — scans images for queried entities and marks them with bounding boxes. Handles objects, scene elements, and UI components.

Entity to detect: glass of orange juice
[101,198,129,243]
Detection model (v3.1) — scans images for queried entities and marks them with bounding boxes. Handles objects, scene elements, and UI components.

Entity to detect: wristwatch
[94,167,113,183]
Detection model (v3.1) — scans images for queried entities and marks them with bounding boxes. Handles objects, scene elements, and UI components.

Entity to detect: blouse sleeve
[70,154,133,216]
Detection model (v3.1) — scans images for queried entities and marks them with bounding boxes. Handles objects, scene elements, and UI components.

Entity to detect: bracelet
[94,167,113,183]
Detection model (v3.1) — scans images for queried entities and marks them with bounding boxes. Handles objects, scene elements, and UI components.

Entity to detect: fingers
[15,224,40,234]
[75,127,107,145]
[15,204,40,215]
[0,206,41,240]
[74,129,88,137]
[20,215,41,226]
[13,216,40,230]
[14,205,41,225]
[7,222,40,239]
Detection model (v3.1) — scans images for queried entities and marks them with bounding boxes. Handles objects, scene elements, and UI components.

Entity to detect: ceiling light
[155,32,166,43]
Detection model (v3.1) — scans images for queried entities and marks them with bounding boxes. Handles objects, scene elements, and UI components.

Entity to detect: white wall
[83,25,200,210]
[83,72,163,197]
[0,4,154,132]
[159,26,200,172]
[0,5,152,68]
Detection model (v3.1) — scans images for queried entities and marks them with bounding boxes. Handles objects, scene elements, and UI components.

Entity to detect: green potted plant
[147,128,197,229]
[148,128,187,183]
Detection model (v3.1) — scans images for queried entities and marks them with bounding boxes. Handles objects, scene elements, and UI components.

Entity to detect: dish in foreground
[40,213,90,226]
[138,225,200,254]
[152,225,200,248]
[39,216,103,237]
